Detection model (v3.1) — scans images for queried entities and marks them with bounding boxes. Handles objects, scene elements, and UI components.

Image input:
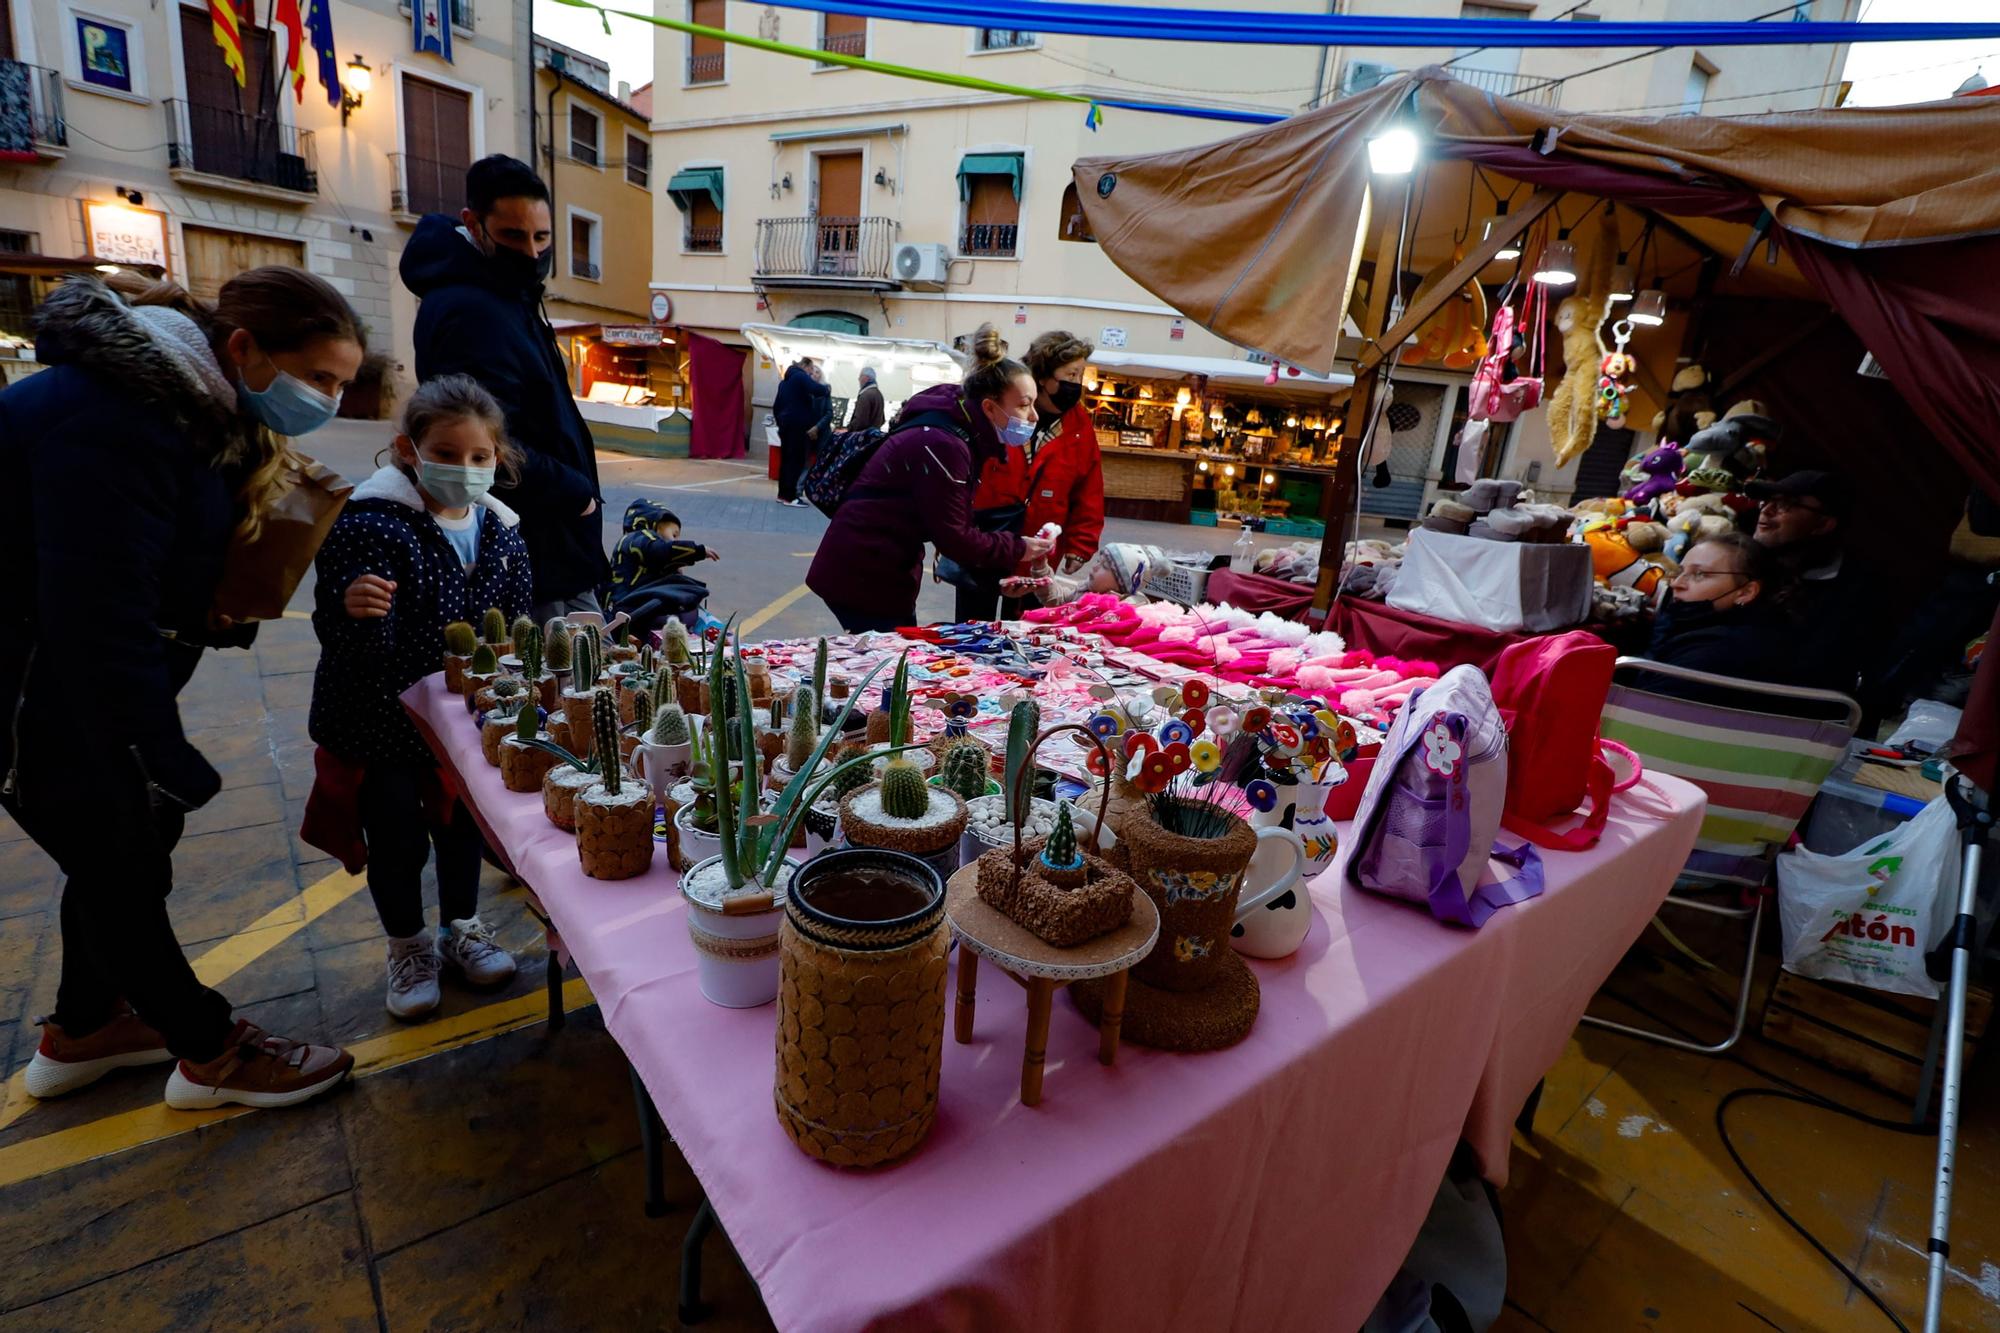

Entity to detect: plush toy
[1620,442,1684,509]
[1579,518,1669,602]
[1663,491,1739,564]
[1652,363,1717,446]
[1399,246,1489,370]
[1545,207,1620,466]
[1685,400,1780,483]
[1596,347,1637,430]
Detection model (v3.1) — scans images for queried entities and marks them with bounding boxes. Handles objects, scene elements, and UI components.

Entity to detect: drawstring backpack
[1490,632,1643,852]
[1468,276,1546,425]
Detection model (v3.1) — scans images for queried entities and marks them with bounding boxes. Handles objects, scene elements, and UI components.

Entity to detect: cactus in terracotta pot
[480,607,509,646]
[500,698,557,792]
[879,758,930,819]
[562,629,602,757]
[785,687,819,773]
[510,615,537,648]
[545,622,573,674]
[442,621,477,692]
[576,689,653,879]
[620,685,653,761]
[663,617,692,668]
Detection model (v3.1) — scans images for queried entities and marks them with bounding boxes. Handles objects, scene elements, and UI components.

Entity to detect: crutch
[1925,775,1991,1333]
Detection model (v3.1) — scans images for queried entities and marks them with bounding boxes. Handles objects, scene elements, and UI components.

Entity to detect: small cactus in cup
[545,625,573,672]
[663,618,692,668]
[570,627,598,688]
[443,622,477,656]
[480,608,508,644]
[518,626,544,682]
[510,615,537,648]
[1041,801,1081,871]
[469,644,498,675]
[879,758,930,819]
[649,704,690,746]
[593,689,622,796]
[939,740,991,801]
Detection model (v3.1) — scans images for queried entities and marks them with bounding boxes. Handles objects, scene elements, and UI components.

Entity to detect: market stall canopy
[739,322,965,379]
[666,167,725,214]
[1089,349,1352,394]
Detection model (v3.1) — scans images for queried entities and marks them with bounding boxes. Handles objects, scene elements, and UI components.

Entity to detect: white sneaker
[439,916,517,988]
[385,930,442,1021]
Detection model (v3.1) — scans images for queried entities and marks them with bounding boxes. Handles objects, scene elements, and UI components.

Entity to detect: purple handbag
[1346,665,1544,928]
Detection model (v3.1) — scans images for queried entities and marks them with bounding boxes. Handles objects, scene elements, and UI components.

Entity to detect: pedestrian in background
[2,269,362,1110]
[956,330,1105,621]
[773,356,830,507]
[848,364,887,433]
[401,155,606,623]
[808,324,1054,631]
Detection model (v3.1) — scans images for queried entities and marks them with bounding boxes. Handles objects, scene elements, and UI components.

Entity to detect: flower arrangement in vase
[679,627,889,1007]
[441,621,477,693]
[574,689,653,880]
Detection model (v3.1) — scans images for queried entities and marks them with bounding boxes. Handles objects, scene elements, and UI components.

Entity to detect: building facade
[533,37,653,330]
[0,0,532,404]
[647,0,1859,416]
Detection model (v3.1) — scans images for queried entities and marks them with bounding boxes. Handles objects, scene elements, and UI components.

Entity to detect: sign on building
[1099,326,1127,349]
[83,201,168,272]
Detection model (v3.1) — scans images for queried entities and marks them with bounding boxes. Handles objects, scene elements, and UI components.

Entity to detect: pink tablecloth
[405,676,1704,1333]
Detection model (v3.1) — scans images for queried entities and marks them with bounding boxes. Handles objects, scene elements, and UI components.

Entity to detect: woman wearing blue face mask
[807,324,1054,632]
[307,375,533,1021]
[0,267,366,1110]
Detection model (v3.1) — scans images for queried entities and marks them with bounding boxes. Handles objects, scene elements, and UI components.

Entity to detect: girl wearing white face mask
[306,375,534,1021]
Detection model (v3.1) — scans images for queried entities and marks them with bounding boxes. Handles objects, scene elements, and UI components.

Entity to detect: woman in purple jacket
[808,326,1054,631]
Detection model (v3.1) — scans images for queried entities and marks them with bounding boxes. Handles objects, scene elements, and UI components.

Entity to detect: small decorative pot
[682,855,799,1008]
[576,782,654,880]
[775,849,948,1167]
[461,672,500,713]
[480,714,518,767]
[840,782,968,880]
[561,690,598,758]
[500,734,558,794]
[543,766,600,832]
[634,739,692,803]
[1291,773,1339,869]
[673,800,724,867]
[1124,813,1257,993]
[442,653,473,694]
[675,673,708,717]
[531,673,560,713]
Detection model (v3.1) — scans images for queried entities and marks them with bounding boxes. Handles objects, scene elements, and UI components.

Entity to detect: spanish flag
[275,0,308,101]
[208,0,246,86]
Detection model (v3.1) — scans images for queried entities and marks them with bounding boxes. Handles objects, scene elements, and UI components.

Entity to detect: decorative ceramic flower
[1421,722,1463,778]
[1163,742,1193,775]
[1181,707,1207,737]
[1190,739,1222,773]
[1208,707,1238,739]
[1159,720,1193,747]
[1088,711,1120,738]
[1310,736,1333,762]
[1181,679,1211,709]
[1122,730,1160,760]
[1086,745,1113,777]
[1245,778,1278,812]
[1268,722,1303,754]
[1242,706,1272,733]
[944,697,976,721]
[1315,708,1341,734]
[1291,712,1320,741]
[703,626,721,642]
[1129,751,1172,793]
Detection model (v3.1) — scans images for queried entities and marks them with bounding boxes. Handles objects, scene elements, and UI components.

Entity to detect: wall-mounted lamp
[873,167,895,191]
[115,185,145,207]
[781,172,794,191]
[341,55,372,125]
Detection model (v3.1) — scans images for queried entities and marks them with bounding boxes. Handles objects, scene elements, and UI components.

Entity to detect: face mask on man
[239,360,342,436]
[476,224,555,285]
[418,461,497,509]
[1047,380,1085,414]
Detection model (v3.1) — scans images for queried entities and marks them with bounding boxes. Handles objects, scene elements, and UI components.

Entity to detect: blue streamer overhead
[771,1,2000,49]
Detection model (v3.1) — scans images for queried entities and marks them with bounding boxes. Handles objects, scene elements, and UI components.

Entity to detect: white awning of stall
[1088,350,1352,393]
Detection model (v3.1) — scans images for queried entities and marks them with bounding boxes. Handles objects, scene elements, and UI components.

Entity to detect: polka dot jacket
[309,465,533,764]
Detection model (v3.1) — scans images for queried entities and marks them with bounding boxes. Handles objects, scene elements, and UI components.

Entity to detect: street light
[341,56,372,125]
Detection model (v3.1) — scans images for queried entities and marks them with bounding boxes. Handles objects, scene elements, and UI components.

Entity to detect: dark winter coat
[773,363,829,438]
[0,277,257,820]
[847,381,886,433]
[400,215,605,603]
[806,384,1028,623]
[309,466,533,764]
[608,498,710,610]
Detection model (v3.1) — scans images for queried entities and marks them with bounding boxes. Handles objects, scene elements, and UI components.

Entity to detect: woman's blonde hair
[399,374,524,485]
[962,322,1032,406]
[109,267,367,541]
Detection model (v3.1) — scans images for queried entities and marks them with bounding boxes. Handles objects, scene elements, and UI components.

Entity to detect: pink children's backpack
[1490,633,1641,852]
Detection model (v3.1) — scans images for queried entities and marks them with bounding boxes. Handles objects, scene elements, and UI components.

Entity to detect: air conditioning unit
[1341,60,1398,97]
[893,242,950,287]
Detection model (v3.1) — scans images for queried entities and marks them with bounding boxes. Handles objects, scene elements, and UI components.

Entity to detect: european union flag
[304,0,340,108]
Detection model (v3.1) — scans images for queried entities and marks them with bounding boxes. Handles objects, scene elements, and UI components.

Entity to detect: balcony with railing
[165,100,317,197]
[819,30,867,58]
[390,152,465,220]
[1447,65,1564,107]
[683,225,723,254]
[686,52,724,84]
[959,222,1017,258]
[754,216,899,286]
[0,61,66,156]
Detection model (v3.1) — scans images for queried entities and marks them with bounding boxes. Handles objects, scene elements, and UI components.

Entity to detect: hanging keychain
[1596,319,1636,430]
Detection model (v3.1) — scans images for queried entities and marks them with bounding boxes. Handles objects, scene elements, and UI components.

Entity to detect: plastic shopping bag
[1776,796,1958,998]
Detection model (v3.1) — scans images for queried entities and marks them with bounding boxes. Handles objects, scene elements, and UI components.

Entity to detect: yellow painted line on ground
[0,869,371,1137]
[739,583,814,637]
[0,977,596,1190]
[281,609,312,620]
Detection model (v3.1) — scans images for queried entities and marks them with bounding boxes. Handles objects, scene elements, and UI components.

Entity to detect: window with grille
[975,28,1035,50]
[625,133,650,188]
[570,210,601,279]
[687,0,724,82]
[569,104,601,165]
[960,159,1021,258]
[0,230,37,253]
[684,194,722,252]
[820,11,865,59]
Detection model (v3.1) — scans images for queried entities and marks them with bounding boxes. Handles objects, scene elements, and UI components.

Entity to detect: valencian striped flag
[412,0,453,63]
[274,0,307,101]
[305,0,342,108]
[208,0,246,86]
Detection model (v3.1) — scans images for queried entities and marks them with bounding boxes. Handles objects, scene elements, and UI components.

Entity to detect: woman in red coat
[953,330,1105,622]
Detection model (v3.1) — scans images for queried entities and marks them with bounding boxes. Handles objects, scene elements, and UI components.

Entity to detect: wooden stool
[943,866,1160,1107]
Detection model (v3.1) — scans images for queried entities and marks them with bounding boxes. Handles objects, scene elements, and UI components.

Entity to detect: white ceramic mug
[1232,826,1314,959]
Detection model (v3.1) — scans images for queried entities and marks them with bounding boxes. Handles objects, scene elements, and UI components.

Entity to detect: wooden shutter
[182,226,305,301]
[689,0,724,78]
[401,75,472,215]
[815,152,862,218]
[965,174,1018,228]
[822,10,865,54]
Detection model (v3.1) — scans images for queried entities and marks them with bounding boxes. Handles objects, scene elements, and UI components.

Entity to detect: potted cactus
[543,618,574,692]
[442,621,477,693]
[617,685,654,762]
[532,736,605,832]
[479,682,532,765]
[511,625,556,712]
[961,699,1057,864]
[867,652,934,775]
[499,695,557,793]
[842,754,968,878]
[932,739,999,800]
[605,616,639,664]
[461,643,501,708]
[573,690,652,879]
[680,629,891,1007]
[480,606,512,657]
[769,684,822,789]
[561,627,604,758]
[633,700,693,807]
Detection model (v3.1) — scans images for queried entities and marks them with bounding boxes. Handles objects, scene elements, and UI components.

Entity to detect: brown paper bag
[209,454,354,625]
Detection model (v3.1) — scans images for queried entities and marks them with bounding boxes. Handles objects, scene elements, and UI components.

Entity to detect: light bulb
[1366,126,1419,175]
[1197,459,1210,472]
[1533,236,1577,286]
[1483,201,1520,262]
[1223,464,1235,478]
[1629,289,1667,326]
[1175,386,1192,408]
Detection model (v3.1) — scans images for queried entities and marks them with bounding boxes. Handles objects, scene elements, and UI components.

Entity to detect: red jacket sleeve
[1059,408,1105,563]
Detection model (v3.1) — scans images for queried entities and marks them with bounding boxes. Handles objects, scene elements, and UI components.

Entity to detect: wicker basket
[973,725,1133,947]
[500,735,558,794]
[774,849,949,1168]
[576,784,654,880]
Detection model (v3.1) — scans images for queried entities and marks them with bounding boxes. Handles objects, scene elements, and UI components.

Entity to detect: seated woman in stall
[1641,531,1823,703]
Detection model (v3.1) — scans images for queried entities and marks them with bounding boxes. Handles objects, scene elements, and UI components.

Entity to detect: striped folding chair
[1585,657,1862,1054]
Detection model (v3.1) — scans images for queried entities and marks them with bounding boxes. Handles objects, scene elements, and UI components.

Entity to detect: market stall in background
[553,320,693,452]
[739,321,967,479]
[0,254,167,389]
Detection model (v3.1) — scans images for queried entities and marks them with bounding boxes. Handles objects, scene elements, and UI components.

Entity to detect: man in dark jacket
[400,154,606,621]
[772,358,830,506]
[847,365,886,433]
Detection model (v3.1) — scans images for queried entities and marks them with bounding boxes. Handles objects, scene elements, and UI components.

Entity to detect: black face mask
[1047,380,1085,414]
[481,232,554,288]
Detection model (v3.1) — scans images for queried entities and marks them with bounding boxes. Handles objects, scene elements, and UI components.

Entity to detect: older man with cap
[847,365,886,434]
[1746,469,1874,696]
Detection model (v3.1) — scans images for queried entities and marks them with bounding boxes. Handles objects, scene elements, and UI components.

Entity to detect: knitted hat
[1098,543,1165,596]
[131,305,238,414]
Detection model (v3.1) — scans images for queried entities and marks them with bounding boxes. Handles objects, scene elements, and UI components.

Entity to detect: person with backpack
[806,325,1054,632]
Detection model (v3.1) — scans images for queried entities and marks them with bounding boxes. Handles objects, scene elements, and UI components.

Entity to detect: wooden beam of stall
[1351,188,1563,383]
[1310,363,1381,617]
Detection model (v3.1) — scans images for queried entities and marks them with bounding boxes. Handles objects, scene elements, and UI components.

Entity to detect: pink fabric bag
[1490,633,1641,852]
